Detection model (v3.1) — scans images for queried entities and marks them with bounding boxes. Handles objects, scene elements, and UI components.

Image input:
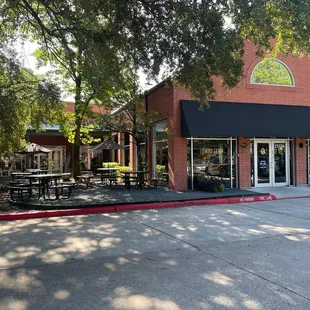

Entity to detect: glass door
[254,141,271,187]
[272,141,288,186]
[254,140,289,187]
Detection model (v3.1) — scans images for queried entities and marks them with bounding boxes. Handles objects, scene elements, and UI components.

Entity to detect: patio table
[26,173,64,199]
[121,171,149,190]
[26,169,49,174]
[11,172,32,180]
[97,168,119,185]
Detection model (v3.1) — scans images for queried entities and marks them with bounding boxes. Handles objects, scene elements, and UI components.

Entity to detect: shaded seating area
[8,170,75,202]
[77,168,151,190]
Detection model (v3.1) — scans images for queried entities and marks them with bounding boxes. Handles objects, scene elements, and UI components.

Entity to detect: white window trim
[250,58,295,87]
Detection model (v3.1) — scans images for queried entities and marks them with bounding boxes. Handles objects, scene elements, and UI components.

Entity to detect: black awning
[180,100,310,138]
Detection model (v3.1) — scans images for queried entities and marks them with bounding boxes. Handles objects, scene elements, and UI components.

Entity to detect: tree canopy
[0,47,62,154]
[1,0,310,171]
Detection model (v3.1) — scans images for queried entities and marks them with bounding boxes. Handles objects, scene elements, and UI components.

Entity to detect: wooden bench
[47,184,75,200]
[7,186,32,201]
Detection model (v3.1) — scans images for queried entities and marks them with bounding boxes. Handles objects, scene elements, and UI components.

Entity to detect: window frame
[250,58,295,88]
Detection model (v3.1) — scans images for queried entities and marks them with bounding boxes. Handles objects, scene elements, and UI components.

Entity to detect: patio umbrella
[14,143,52,172]
[88,140,126,151]
[88,140,126,169]
[14,143,52,154]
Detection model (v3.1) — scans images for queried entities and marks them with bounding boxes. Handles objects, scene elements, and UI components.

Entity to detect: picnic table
[11,172,32,180]
[26,169,49,174]
[26,173,74,200]
[76,174,97,187]
[121,171,149,190]
[96,168,119,186]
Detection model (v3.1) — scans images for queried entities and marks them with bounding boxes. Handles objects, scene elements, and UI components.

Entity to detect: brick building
[25,102,111,173]
[25,41,310,191]
[145,41,310,191]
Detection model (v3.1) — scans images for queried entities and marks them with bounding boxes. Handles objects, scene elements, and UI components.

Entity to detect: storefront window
[152,120,168,178]
[188,139,237,189]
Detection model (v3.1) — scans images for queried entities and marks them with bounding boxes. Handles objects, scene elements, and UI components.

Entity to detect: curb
[0,194,276,222]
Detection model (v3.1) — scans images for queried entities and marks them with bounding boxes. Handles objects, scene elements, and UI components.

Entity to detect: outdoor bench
[108,177,119,187]
[47,184,75,200]
[149,178,159,188]
[124,178,147,190]
[77,175,96,187]
[7,186,32,201]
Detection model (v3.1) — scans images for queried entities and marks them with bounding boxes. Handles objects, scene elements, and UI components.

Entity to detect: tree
[1,0,129,177]
[0,47,62,154]
[2,0,310,175]
[98,94,156,171]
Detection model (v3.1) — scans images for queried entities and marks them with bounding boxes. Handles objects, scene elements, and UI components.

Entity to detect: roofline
[144,78,172,96]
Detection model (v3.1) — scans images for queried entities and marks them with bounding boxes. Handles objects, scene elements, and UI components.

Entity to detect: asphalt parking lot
[1,198,310,310]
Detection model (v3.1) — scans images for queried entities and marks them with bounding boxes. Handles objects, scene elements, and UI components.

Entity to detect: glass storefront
[251,139,291,187]
[187,138,237,189]
[152,120,168,177]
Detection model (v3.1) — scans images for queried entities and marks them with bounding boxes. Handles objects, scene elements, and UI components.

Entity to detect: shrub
[102,162,119,168]
[118,166,131,173]
[196,176,225,192]
[156,165,166,174]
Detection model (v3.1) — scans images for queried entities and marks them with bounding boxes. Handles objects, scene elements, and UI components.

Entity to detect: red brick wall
[168,87,191,190]
[238,138,252,188]
[28,135,72,150]
[294,138,307,185]
[214,41,310,107]
[147,82,192,190]
[147,41,310,190]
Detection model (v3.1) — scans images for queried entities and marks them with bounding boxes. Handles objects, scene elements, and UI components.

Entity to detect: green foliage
[2,0,310,163]
[251,59,293,86]
[0,48,63,154]
[118,166,131,173]
[231,0,310,57]
[102,162,119,168]
[219,184,225,193]
[156,165,166,174]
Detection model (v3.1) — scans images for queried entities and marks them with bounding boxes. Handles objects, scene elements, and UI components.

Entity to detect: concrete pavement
[1,199,310,309]
[249,186,310,199]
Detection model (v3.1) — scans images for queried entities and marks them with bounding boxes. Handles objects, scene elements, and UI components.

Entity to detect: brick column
[147,130,153,175]
[168,137,188,191]
[118,133,125,165]
[167,86,191,191]
[294,138,307,185]
[238,137,251,188]
[129,136,136,170]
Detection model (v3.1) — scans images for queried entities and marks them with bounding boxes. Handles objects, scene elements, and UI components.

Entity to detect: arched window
[250,59,294,87]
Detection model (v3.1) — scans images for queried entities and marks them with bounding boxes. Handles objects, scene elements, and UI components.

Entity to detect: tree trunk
[73,118,82,178]
[73,138,80,178]
[73,74,82,179]
[136,141,144,171]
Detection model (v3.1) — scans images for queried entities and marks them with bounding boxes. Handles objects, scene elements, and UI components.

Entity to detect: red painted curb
[0,206,116,221]
[0,194,277,222]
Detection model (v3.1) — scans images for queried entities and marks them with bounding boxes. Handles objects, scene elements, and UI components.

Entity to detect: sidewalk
[248,186,310,199]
